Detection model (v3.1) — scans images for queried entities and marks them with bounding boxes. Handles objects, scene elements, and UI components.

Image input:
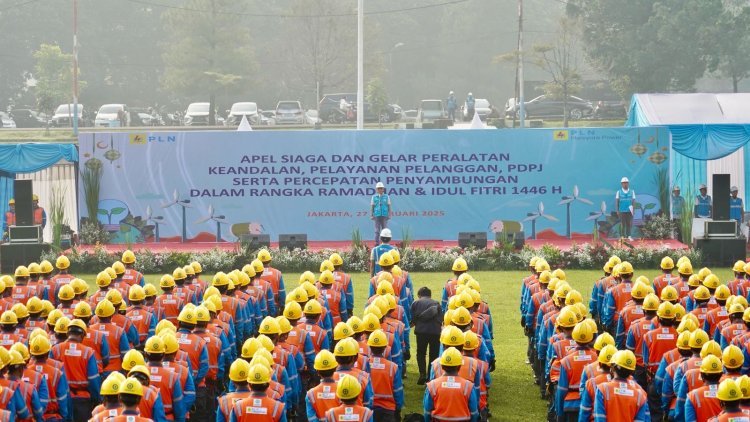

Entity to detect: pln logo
[129,134,147,145]
[553,130,569,141]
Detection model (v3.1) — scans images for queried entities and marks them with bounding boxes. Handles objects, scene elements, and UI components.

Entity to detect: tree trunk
[733,75,739,93]
[209,93,216,126]
[562,84,569,128]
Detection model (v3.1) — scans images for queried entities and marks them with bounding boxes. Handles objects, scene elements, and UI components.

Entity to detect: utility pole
[517,0,525,128]
[72,0,79,136]
[357,0,364,130]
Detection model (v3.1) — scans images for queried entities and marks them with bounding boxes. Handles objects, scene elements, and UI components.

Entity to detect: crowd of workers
[521,254,750,421]
[0,244,493,421]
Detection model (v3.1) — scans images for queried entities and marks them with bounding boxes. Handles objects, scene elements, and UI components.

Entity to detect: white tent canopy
[629,93,750,125]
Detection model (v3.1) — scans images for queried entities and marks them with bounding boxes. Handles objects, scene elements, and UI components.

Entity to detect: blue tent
[626,93,750,207]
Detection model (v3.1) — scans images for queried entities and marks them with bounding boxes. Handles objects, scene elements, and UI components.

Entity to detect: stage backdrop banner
[78,128,668,243]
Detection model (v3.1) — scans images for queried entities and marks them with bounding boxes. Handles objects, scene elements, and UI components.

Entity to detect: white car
[0,112,16,129]
[226,102,260,126]
[95,104,129,127]
[463,98,492,121]
[184,102,210,126]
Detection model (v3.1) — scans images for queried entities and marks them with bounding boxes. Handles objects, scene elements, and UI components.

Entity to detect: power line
[0,0,44,12]
[122,0,470,18]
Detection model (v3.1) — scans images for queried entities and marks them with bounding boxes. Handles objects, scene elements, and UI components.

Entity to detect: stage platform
[69,237,689,254]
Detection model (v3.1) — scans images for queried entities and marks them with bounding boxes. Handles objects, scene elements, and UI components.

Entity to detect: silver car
[275,101,305,124]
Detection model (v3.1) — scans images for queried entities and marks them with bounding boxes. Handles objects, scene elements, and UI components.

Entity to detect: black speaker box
[239,234,270,250]
[694,238,746,266]
[279,234,307,250]
[458,232,488,249]
[713,174,730,220]
[0,243,51,273]
[13,179,33,226]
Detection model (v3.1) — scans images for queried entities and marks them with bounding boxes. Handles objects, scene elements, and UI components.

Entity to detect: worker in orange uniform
[12,265,40,305]
[50,318,100,420]
[578,345,617,422]
[330,252,354,319]
[325,375,374,422]
[602,261,635,333]
[317,270,347,325]
[555,321,598,421]
[176,307,209,419]
[229,363,287,422]
[593,350,650,421]
[28,334,71,421]
[142,335,186,421]
[50,256,75,306]
[306,350,340,422]
[641,301,678,420]
[90,299,129,376]
[217,359,253,422]
[710,378,747,421]
[653,257,676,297]
[685,355,724,421]
[154,275,185,325]
[424,347,479,422]
[106,377,154,422]
[120,250,145,287]
[258,249,286,313]
[3,198,15,240]
[367,329,404,421]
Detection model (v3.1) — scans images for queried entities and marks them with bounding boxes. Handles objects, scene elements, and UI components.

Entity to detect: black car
[9,109,46,128]
[593,99,628,119]
[319,93,357,122]
[506,95,594,120]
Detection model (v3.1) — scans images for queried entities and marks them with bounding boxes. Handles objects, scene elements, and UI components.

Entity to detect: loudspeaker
[279,233,307,250]
[13,179,33,226]
[694,238,746,266]
[713,174,730,220]
[239,234,270,250]
[458,232,487,249]
[0,243,51,273]
[705,220,737,237]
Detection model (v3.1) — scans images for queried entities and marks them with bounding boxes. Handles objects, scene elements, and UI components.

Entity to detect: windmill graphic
[586,201,608,233]
[558,185,593,238]
[522,202,558,239]
[145,205,164,242]
[161,190,192,242]
[195,205,228,242]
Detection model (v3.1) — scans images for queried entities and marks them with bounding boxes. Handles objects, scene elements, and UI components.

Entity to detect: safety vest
[220,295,242,321]
[90,406,124,422]
[50,274,75,306]
[332,271,352,296]
[148,364,179,418]
[4,211,15,227]
[319,288,343,325]
[197,330,222,382]
[107,411,153,422]
[712,409,750,421]
[643,326,677,372]
[231,394,286,422]
[431,356,478,390]
[5,377,37,422]
[154,294,185,325]
[583,373,610,421]
[30,361,64,420]
[83,328,108,372]
[88,289,110,309]
[368,356,399,410]
[162,360,191,401]
[425,375,473,422]
[173,285,196,305]
[260,266,284,307]
[652,273,674,297]
[696,195,712,217]
[176,331,207,380]
[548,339,577,383]
[0,332,23,349]
[721,323,746,347]
[617,188,634,213]
[306,379,339,420]
[32,208,43,226]
[325,404,374,422]
[594,379,647,422]
[90,322,126,373]
[0,386,14,419]
[136,384,160,420]
[24,318,46,333]
[11,285,39,306]
[618,304,645,336]
[705,307,729,338]
[687,384,722,421]
[299,323,326,353]
[559,349,598,402]
[334,368,371,407]
[126,306,156,344]
[218,391,251,421]
[627,316,656,366]
[121,268,143,287]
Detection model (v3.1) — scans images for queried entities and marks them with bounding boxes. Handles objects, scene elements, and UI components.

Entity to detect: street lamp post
[72,0,79,136]
[357,0,364,130]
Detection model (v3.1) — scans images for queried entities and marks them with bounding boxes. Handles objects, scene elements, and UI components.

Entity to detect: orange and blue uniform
[305,379,339,422]
[229,393,286,422]
[325,404,373,422]
[368,355,404,412]
[555,347,598,417]
[423,375,479,422]
[685,383,721,422]
[50,340,100,401]
[593,378,649,422]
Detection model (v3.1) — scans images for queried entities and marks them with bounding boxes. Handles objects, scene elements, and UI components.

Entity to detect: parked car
[505,95,594,120]
[50,104,90,127]
[275,101,305,124]
[417,99,445,123]
[593,98,628,119]
[183,102,211,126]
[260,110,275,125]
[305,109,321,125]
[0,112,16,129]
[226,102,261,126]
[402,109,418,123]
[463,98,493,121]
[95,104,130,127]
[9,109,45,128]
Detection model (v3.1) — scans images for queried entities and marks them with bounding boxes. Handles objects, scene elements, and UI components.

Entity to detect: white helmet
[380,228,392,238]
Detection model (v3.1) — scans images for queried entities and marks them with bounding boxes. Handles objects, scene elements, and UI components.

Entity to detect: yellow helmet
[211,272,228,287]
[160,274,176,289]
[717,378,742,402]
[95,299,116,318]
[538,271,552,285]
[54,316,70,334]
[73,301,92,318]
[378,253,395,267]
[6,350,25,366]
[111,261,125,275]
[334,337,359,357]
[236,271,250,287]
[697,267,712,281]
[203,286,220,299]
[693,286,711,301]
[182,265,195,277]
[660,285,678,302]
[674,331,692,350]
[190,261,202,274]
[10,342,29,362]
[347,316,363,334]
[618,261,633,275]
[40,260,53,274]
[238,264,255,278]
[389,249,401,264]
[462,330,480,351]
[440,326,465,347]
[362,314,380,332]
[121,349,146,371]
[14,266,30,278]
[700,354,724,374]
[598,345,618,365]
[687,275,702,287]
[678,262,693,275]
[68,318,87,334]
[283,302,303,320]
[701,341,723,359]
[256,249,272,263]
[535,260,550,273]
[689,329,710,349]
[728,302,745,315]
[314,350,337,371]
[455,292,475,309]
[452,257,468,272]
[329,253,344,266]
[660,256,675,270]
[57,284,75,301]
[572,321,595,343]
[630,282,649,300]
[556,307,578,328]
[0,275,13,289]
[69,278,88,296]
[336,373,362,400]
[304,300,323,315]
[121,377,144,397]
[677,318,697,334]
[723,345,745,369]
[642,294,660,311]
[55,255,70,270]
[177,308,196,324]
[376,280,395,296]
[319,270,334,285]
[29,334,51,356]
[46,309,63,326]
[95,271,111,288]
[100,375,122,396]
[250,259,264,274]
[11,303,28,319]
[593,333,615,351]
[703,274,721,290]
[258,316,281,335]
[105,267,117,281]
[529,256,540,268]
[121,250,136,264]
[275,316,292,334]
[439,347,463,367]
[240,338,262,359]
[451,307,472,326]
[656,301,675,319]
[194,305,210,323]
[161,333,179,354]
[228,359,251,382]
[733,260,746,273]
[155,319,176,336]
[25,262,39,275]
[366,329,387,347]
[611,350,637,371]
[127,285,145,302]
[738,376,750,399]
[172,267,187,281]
[319,259,334,273]
[0,311,17,325]
[143,284,157,298]
[715,285,731,301]
[301,282,318,300]
[144,336,165,354]
[333,322,353,341]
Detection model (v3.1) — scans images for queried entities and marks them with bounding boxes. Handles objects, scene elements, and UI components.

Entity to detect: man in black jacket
[410,286,443,385]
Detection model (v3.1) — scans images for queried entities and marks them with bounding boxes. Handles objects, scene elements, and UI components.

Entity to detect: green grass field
[72,267,737,420]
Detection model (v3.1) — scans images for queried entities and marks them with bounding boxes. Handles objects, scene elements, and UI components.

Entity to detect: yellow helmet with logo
[642,293,660,311]
[376,280,394,296]
[333,322,353,341]
[257,249,272,263]
[283,302,303,320]
[68,318,87,333]
[95,299,116,318]
[657,301,675,319]
[100,375,122,396]
[10,343,29,362]
[440,326,465,347]
[121,250,136,264]
[697,267,712,281]
[334,337,359,357]
[378,253,395,268]
[155,319,176,335]
[95,271,111,288]
[689,329,709,349]
[572,321,595,343]
[121,377,144,397]
[723,345,745,369]
[128,285,146,302]
[703,274,721,289]
[160,333,179,354]
[177,308,196,324]
[452,257,468,272]
[362,313,380,332]
[250,259,264,274]
[121,349,146,372]
[55,255,70,270]
[677,318,697,334]
[319,270,334,285]
[57,285,75,301]
[439,347,463,367]
[462,331,480,351]
[598,345,617,365]
[228,359,251,382]
[275,316,292,334]
[211,272,229,287]
[329,253,344,266]
[29,334,51,356]
[367,329,388,347]
[258,316,281,335]
[535,260,550,273]
[73,301,92,318]
[105,267,117,281]
[54,317,70,334]
[687,275,702,287]
[661,256,675,270]
[717,378,742,402]
[556,307,578,328]
[46,309,63,327]
[715,285,731,301]
[314,350,337,371]
[451,307,472,326]
[630,282,649,300]
[183,265,195,277]
[304,300,322,315]
[733,260,747,273]
[160,274,176,288]
[611,350,637,371]
[701,341,722,358]
[0,311,18,325]
[14,266,30,278]
[241,338,262,359]
[144,336,165,354]
[693,286,711,301]
[319,260,334,273]
[593,333,615,351]
[112,261,126,275]
[738,376,750,399]
[674,304,686,322]
[336,373,362,400]
[347,316,363,334]
[40,260,53,274]
[11,303,28,319]
[700,354,724,374]
[660,285,678,302]
[69,278,88,296]
[194,305,210,323]
[143,284,157,298]
[678,262,693,276]
[172,267,187,281]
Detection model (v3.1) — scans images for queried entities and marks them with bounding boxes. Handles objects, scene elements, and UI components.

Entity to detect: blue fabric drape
[745,144,750,212]
[0,171,15,231]
[0,143,78,173]
[671,150,707,199]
